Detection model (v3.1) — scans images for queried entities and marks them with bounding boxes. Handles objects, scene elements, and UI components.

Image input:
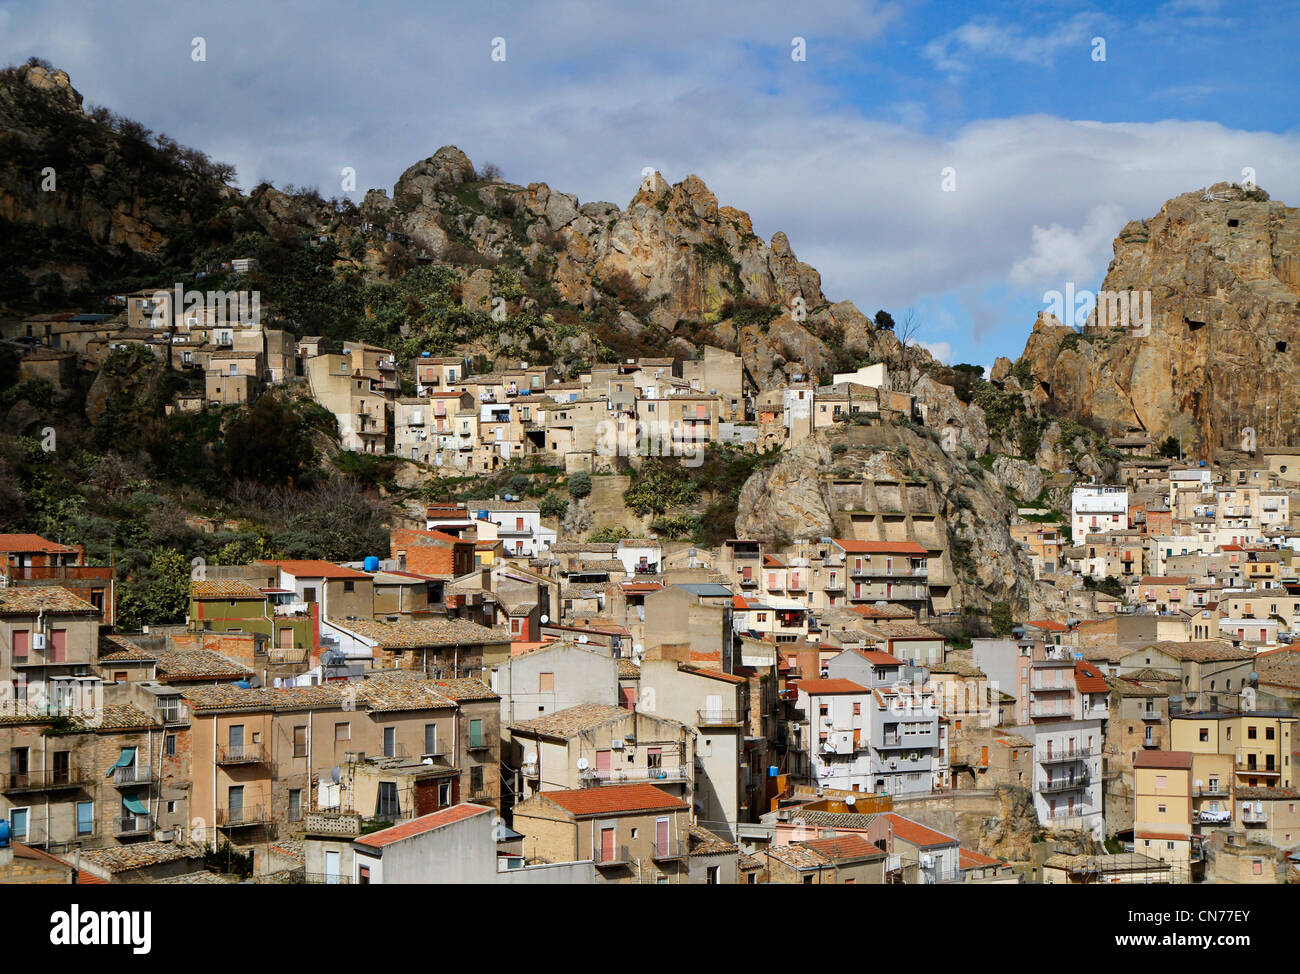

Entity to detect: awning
[106,747,136,776]
[122,795,149,816]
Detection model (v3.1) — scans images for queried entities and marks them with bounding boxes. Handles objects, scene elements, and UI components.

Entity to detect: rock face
[735,438,836,543]
[979,784,1040,861]
[1014,183,1300,457]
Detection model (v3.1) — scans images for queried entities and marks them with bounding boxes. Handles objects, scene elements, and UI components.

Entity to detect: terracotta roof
[1134,750,1194,769]
[538,784,686,818]
[0,534,78,554]
[833,539,927,555]
[797,678,869,695]
[509,703,637,738]
[75,841,204,873]
[1074,660,1110,693]
[192,579,265,600]
[182,679,457,714]
[1024,619,1068,632]
[851,649,904,666]
[431,677,500,702]
[1140,640,1254,663]
[155,649,252,681]
[333,616,506,649]
[95,705,161,731]
[260,559,370,580]
[677,662,746,685]
[801,833,885,863]
[355,803,494,849]
[0,586,98,615]
[617,658,641,679]
[883,813,958,849]
[688,823,740,857]
[766,843,831,870]
[959,847,1003,869]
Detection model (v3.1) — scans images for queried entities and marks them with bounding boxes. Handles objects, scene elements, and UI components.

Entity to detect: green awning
[122,795,148,816]
[105,747,136,776]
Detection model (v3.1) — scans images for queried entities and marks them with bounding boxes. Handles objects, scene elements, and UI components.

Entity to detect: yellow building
[1133,750,1201,881]
[1170,710,1296,789]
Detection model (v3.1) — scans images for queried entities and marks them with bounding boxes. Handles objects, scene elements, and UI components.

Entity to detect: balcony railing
[117,815,153,836]
[216,743,267,765]
[1039,775,1091,794]
[1193,785,1230,798]
[1038,745,1096,762]
[267,648,308,665]
[697,709,743,726]
[1,768,90,792]
[217,805,268,828]
[651,839,689,861]
[304,872,353,884]
[593,843,631,867]
[1140,711,1162,721]
[113,765,153,786]
[304,810,363,836]
[583,766,688,785]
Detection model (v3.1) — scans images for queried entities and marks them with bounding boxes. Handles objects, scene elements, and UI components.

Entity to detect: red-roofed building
[390,528,474,578]
[880,813,961,883]
[828,540,931,615]
[513,785,691,883]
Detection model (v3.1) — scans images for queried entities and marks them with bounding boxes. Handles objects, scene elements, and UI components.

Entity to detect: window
[293,725,307,757]
[359,865,370,884]
[335,722,351,742]
[469,718,483,749]
[288,789,303,822]
[438,781,452,806]
[343,580,355,593]
[470,765,484,794]
[1266,726,1275,740]
[376,781,400,819]
[165,734,177,757]
[424,724,438,755]
[539,672,555,692]
[383,726,396,758]
[803,874,814,884]
[1199,728,1209,742]
[76,801,94,836]
[1248,725,1257,740]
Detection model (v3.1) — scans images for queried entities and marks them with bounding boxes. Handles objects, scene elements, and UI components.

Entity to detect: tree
[1159,435,1181,459]
[222,396,315,485]
[539,493,568,520]
[990,601,1014,637]
[567,470,592,499]
[873,309,895,331]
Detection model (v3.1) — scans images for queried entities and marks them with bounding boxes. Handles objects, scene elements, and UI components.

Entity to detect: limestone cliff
[1011,182,1300,457]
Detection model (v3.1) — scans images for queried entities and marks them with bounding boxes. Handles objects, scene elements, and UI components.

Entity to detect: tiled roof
[155,649,252,681]
[801,833,884,863]
[795,809,886,830]
[0,586,98,615]
[617,658,641,679]
[862,622,945,640]
[883,813,958,850]
[538,784,686,818]
[1074,660,1110,693]
[1106,677,1169,698]
[1236,786,1300,800]
[1141,640,1254,663]
[959,848,1004,869]
[431,677,500,702]
[157,871,239,884]
[677,662,745,685]
[0,533,78,554]
[833,539,927,555]
[75,842,204,873]
[334,616,506,648]
[929,658,984,677]
[355,804,494,849]
[688,823,740,857]
[96,705,161,731]
[182,679,457,714]
[192,579,266,599]
[850,649,904,666]
[797,678,869,695]
[98,634,156,661]
[766,843,830,870]
[509,703,633,738]
[1024,620,1068,632]
[1134,750,1193,769]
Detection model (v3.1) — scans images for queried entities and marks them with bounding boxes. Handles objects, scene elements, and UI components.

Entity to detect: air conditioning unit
[611,738,625,750]
[32,633,47,651]
[822,716,834,727]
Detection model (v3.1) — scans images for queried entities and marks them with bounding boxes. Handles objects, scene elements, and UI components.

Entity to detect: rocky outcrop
[1013,183,1300,457]
[735,437,836,543]
[979,784,1041,861]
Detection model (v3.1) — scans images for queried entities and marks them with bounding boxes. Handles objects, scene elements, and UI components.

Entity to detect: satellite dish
[845,795,856,806]
[525,750,538,764]
[540,614,549,625]
[330,766,341,784]
[576,757,590,771]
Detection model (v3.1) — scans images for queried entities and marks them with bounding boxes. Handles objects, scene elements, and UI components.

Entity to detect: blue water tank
[234,680,252,689]
[421,351,431,357]
[768,766,778,778]
[477,509,489,520]
[364,555,380,572]
[0,819,10,847]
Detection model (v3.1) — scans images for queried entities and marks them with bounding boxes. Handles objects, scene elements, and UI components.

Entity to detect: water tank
[234,680,252,689]
[364,555,380,572]
[421,351,431,357]
[477,509,489,520]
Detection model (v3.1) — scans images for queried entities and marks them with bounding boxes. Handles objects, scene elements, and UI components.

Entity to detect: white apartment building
[795,678,873,792]
[1071,485,1129,539]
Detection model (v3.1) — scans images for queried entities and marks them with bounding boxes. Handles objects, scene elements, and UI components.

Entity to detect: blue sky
[3,0,1298,370]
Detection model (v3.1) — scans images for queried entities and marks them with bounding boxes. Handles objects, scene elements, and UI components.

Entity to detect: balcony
[1038,745,1096,762]
[697,709,743,726]
[1039,774,1091,794]
[1193,785,1230,798]
[1140,711,1162,721]
[1,768,91,792]
[593,844,631,867]
[1234,761,1279,777]
[583,766,688,785]
[304,810,363,837]
[216,743,267,766]
[304,872,353,884]
[117,815,153,837]
[651,839,689,861]
[267,648,308,665]
[217,805,269,828]
[823,579,844,591]
[1241,807,1268,824]
[113,765,153,787]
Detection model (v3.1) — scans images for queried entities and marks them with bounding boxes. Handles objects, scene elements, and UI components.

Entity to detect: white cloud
[915,340,952,364]
[1008,203,1128,290]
